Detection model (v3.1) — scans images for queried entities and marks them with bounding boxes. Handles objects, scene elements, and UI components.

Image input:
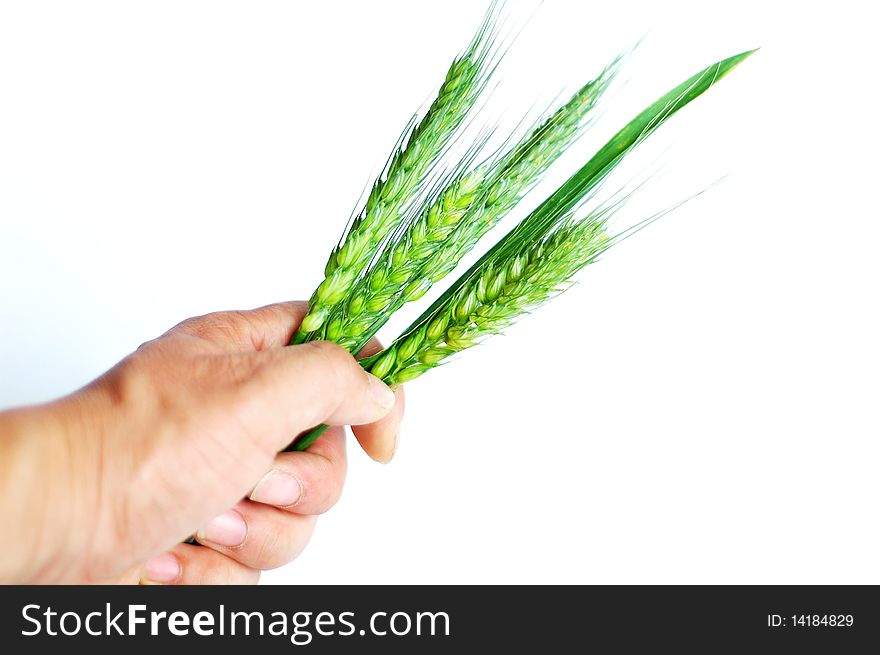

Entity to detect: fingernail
[196,509,247,547]
[141,552,180,584]
[368,374,396,410]
[250,470,303,507]
[381,428,402,464]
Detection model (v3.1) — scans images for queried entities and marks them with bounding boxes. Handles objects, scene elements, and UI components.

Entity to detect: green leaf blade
[390,49,756,347]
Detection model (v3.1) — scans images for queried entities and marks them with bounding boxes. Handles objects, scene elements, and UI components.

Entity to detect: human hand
[0,302,404,584]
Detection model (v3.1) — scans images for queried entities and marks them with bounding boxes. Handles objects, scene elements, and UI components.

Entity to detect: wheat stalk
[293,7,503,341]
[366,48,757,383]
[311,60,622,352]
[287,48,755,452]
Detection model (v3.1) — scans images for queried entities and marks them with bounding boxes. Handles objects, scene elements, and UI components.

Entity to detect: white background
[1,1,877,584]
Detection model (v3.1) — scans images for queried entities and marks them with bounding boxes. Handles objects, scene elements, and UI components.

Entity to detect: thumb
[242,341,396,452]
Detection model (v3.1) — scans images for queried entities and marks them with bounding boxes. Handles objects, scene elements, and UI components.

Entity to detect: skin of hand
[0,301,404,584]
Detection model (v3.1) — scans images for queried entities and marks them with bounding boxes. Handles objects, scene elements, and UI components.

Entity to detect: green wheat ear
[369,212,613,385]
[287,48,755,452]
[315,56,624,353]
[366,49,757,385]
[292,6,504,343]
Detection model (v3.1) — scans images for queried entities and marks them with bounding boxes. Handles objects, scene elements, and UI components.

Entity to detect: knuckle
[252,527,288,570]
[254,516,316,569]
[315,455,347,513]
[171,311,250,344]
[107,350,161,408]
[169,312,215,335]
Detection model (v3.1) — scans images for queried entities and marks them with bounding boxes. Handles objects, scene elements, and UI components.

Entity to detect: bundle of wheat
[286,4,754,451]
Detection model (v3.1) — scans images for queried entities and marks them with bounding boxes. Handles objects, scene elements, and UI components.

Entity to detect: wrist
[0,390,104,583]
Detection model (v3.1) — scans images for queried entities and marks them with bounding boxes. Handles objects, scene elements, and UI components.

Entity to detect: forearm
[0,397,99,583]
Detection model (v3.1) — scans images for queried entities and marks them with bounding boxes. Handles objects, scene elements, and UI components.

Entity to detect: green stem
[285,423,331,452]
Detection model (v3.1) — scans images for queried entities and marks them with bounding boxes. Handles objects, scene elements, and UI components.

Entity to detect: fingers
[171,301,309,351]
[140,426,347,583]
[352,387,404,463]
[140,544,260,585]
[350,338,405,463]
[142,499,316,580]
[193,500,318,571]
[249,427,347,515]
[170,302,404,457]
[357,336,384,359]
[174,427,344,574]
[244,341,395,450]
